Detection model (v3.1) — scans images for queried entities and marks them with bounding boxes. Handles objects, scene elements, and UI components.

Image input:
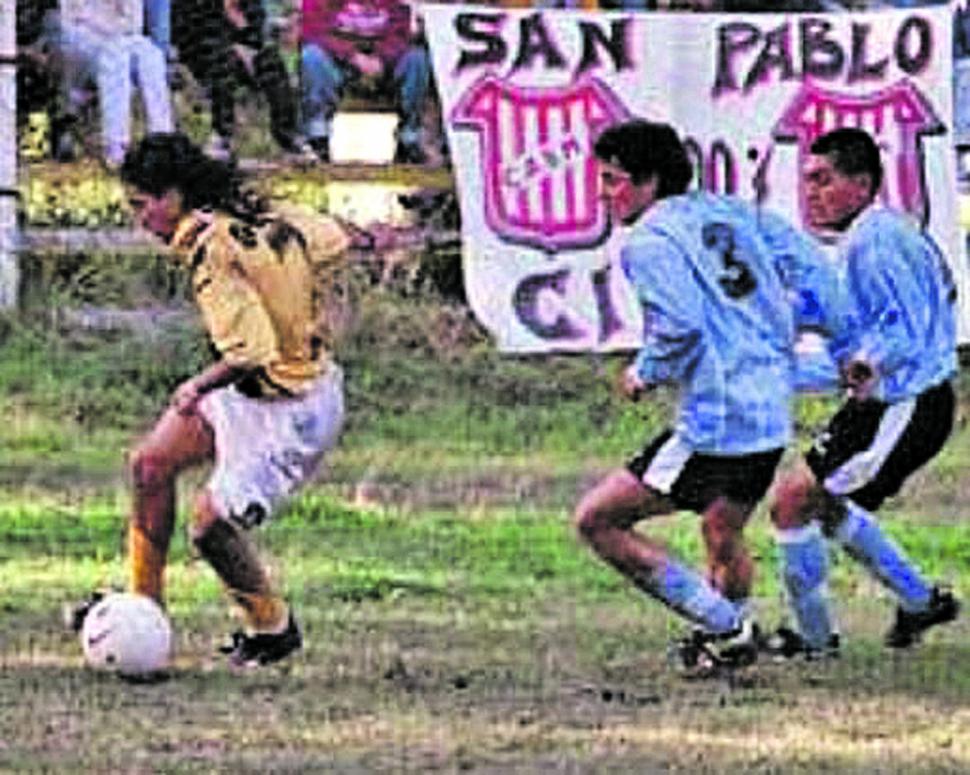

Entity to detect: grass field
[1,288,968,773]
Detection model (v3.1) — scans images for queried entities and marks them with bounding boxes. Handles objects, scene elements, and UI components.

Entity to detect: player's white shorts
[198,365,345,527]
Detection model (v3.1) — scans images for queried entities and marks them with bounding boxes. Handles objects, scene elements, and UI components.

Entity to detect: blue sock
[835,500,931,613]
[733,598,753,620]
[776,523,833,650]
[641,560,742,634]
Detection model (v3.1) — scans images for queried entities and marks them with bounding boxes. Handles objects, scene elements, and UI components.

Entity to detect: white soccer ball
[80,592,172,676]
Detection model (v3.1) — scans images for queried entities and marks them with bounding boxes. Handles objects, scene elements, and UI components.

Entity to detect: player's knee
[573,503,595,543]
[703,497,748,555]
[130,449,174,494]
[770,474,816,529]
[574,500,608,545]
[702,512,741,563]
[188,492,222,545]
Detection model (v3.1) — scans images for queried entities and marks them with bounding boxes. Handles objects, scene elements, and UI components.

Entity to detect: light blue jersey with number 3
[621,192,819,454]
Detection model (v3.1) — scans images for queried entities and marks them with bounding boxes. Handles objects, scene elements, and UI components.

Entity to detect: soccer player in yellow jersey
[74,132,358,667]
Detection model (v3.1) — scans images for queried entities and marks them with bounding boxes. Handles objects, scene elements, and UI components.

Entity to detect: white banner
[424,4,966,350]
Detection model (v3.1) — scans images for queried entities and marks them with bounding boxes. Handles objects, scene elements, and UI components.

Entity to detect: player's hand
[365,222,404,252]
[619,364,651,402]
[172,378,204,415]
[841,358,876,401]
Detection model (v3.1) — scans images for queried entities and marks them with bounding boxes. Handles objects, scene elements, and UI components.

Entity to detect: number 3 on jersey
[702,222,757,300]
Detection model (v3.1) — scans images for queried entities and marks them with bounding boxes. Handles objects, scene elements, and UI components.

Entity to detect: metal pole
[0,0,17,309]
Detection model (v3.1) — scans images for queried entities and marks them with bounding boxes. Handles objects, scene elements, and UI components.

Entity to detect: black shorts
[627,429,784,514]
[806,380,955,511]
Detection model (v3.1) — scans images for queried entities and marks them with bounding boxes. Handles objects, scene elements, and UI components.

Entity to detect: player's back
[178,206,351,395]
[644,192,795,355]
[622,192,802,453]
[835,206,957,399]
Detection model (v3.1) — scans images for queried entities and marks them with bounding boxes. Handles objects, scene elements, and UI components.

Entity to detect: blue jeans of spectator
[536,0,653,6]
[301,43,430,147]
[145,0,171,58]
[955,59,970,145]
[53,24,174,164]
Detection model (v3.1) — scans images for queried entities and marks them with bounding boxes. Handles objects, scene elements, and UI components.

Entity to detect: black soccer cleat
[671,619,760,676]
[63,589,107,633]
[220,613,303,667]
[307,136,330,163]
[885,586,960,649]
[760,626,841,662]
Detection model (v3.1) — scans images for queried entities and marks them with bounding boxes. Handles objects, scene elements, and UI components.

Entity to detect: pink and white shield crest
[774,81,945,229]
[452,76,631,253]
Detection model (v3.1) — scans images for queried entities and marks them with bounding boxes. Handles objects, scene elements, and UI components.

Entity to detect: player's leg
[688,447,784,609]
[825,495,958,648]
[769,465,838,655]
[189,491,286,633]
[574,469,743,638]
[193,369,345,666]
[775,382,959,650]
[128,402,215,603]
[675,448,783,668]
[701,496,755,606]
[824,384,958,646]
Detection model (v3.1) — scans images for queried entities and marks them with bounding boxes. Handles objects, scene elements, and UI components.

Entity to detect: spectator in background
[174,0,310,160]
[16,0,58,119]
[301,0,431,164]
[145,0,172,60]
[955,1,970,169]
[46,0,174,167]
[265,0,302,78]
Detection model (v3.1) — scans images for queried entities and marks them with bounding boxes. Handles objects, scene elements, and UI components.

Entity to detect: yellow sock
[230,591,289,634]
[192,518,289,634]
[129,526,166,603]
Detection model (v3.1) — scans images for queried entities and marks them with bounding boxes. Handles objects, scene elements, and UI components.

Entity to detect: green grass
[2,293,970,772]
[1,493,969,772]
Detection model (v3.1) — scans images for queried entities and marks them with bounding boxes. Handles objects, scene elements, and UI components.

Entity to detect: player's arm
[172,359,253,415]
[833,234,914,398]
[276,203,433,270]
[180,243,281,410]
[620,238,703,393]
[329,215,426,255]
[758,212,842,393]
[269,205,354,271]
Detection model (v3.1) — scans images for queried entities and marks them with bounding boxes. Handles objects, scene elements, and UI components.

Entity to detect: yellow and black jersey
[171,204,351,398]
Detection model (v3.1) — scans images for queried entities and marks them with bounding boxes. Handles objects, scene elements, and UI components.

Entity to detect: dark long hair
[120,132,266,221]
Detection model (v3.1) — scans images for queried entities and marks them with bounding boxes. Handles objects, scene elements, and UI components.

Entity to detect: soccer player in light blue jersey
[767,127,960,660]
[574,119,819,673]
